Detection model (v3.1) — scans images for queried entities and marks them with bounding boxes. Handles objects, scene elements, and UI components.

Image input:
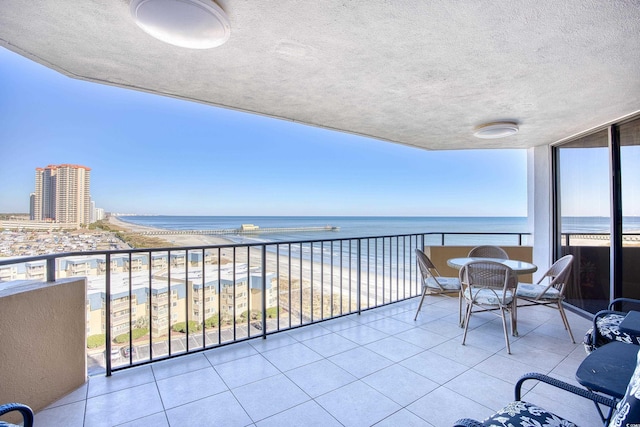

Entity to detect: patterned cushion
[481,401,576,427]
[463,287,513,305]
[609,347,640,426]
[515,282,561,300]
[583,313,640,353]
[425,276,460,291]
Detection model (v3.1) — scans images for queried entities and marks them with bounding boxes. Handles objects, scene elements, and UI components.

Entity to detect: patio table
[575,340,638,421]
[576,341,637,400]
[446,257,538,274]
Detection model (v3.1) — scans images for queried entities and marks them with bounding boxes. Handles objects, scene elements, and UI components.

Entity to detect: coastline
[109,215,235,247]
[109,215,368,314]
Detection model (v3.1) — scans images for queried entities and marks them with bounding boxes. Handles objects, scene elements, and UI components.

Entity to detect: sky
[0,47,528,217]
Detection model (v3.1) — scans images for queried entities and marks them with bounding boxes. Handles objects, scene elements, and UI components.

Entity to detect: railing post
[261,245,267,338]
[185,250,189,352]
[357,239,361,315]
[167,250,172,356]
[105,253,112,376]
[46,258,55,282]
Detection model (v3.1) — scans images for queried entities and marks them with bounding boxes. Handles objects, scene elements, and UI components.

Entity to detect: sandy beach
[107,215,401,313]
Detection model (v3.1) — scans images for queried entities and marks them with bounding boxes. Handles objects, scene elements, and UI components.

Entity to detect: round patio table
[447,257,538,274]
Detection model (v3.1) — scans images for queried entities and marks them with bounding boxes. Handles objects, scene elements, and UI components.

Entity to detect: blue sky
[0,47,528,216]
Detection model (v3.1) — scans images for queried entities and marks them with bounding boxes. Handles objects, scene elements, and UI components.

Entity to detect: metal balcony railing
[560,232,640,246]
[0,231,530,375]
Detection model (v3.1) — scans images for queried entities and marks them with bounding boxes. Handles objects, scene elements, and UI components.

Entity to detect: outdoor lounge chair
[413,249,462,324]
[460,260,517,354]
[453,346,640,427]
[0,403,33,427]
[584,297,640,353]
[467,245,509,259]
[515,254,575,343]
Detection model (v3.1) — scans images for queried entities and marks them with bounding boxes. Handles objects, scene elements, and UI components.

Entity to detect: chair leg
[510,303,517,337]
[458,291,464,327]
[500,308,511,354]
[557,301,576,343]
[511,299,518,336]
[461,302,473,345]
[414,286,428,321]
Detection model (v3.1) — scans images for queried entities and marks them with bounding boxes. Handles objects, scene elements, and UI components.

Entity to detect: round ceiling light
[473,122,519,139]
[130,0,231,49]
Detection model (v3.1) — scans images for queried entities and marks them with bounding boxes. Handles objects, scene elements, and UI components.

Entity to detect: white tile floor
[35,296,601,427]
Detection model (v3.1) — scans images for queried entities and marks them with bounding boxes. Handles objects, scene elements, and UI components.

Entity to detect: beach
[107,215,405,313]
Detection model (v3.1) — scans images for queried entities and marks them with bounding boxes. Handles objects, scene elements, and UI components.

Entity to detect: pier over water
[137,225,340,236]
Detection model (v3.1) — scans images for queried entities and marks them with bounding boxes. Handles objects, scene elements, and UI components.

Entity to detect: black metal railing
[0,231,530,375]
[561,232,640,246]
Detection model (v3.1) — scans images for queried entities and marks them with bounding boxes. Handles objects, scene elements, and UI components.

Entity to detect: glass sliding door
[620,117,640,301]
[554,115,640,314]
[556,130,611,313]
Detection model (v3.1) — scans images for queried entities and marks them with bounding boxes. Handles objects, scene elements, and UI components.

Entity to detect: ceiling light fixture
[473,122,519,139]
[130,0,230,49]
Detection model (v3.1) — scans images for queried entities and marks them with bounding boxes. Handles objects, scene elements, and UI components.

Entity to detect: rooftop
[34,295,597,426]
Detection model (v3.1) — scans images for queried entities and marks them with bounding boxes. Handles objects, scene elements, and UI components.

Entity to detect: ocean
[117,215,637,270]
[120,216,531,245]
[118,215,640,246]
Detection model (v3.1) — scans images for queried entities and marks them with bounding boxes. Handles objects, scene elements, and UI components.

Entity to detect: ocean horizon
[118,215,634,246]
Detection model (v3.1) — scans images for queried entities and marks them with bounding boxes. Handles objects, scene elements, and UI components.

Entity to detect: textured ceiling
[1,0,639,150]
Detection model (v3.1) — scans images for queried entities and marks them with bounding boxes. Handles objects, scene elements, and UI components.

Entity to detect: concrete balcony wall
[0,278,86,421]
[425,245,534,283]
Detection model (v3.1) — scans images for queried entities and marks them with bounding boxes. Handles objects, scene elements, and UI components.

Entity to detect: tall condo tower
[32,164,91,225]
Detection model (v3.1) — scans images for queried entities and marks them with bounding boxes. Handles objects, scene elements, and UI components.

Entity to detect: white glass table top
[446,257,538,274]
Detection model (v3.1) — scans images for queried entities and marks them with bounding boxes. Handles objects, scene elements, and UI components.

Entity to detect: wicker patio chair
[453,348,640,427]
[515,254,575,343]
[413,249,462,324]
[460,261,517,354]
[467,245,509,259]
[584,297,640,353]
[0,403,33,427]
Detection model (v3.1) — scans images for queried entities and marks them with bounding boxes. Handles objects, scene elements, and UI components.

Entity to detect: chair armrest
[609,297,640,311]
[0,403,34,427]
[452,419,484,427]
[515,373,617,408]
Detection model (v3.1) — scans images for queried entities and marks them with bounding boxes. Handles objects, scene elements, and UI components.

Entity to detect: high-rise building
[29,193,35,220]
[94,208,105,222]
[32,164,91,225]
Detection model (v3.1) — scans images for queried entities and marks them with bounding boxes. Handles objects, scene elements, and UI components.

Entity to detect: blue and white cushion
[425,276,460,290]
[480,401,576,427]
[583,313,640,353]
[464,287,513,305]
[516,282,560,300]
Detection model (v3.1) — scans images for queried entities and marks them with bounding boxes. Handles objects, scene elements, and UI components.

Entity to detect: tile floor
[35,295,602,426]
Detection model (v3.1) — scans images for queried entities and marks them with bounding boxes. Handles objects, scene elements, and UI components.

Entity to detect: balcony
[34,296,596,426]
[0,231,608,426]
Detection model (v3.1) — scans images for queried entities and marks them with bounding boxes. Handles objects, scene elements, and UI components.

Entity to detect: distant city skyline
[0,46,528,217]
